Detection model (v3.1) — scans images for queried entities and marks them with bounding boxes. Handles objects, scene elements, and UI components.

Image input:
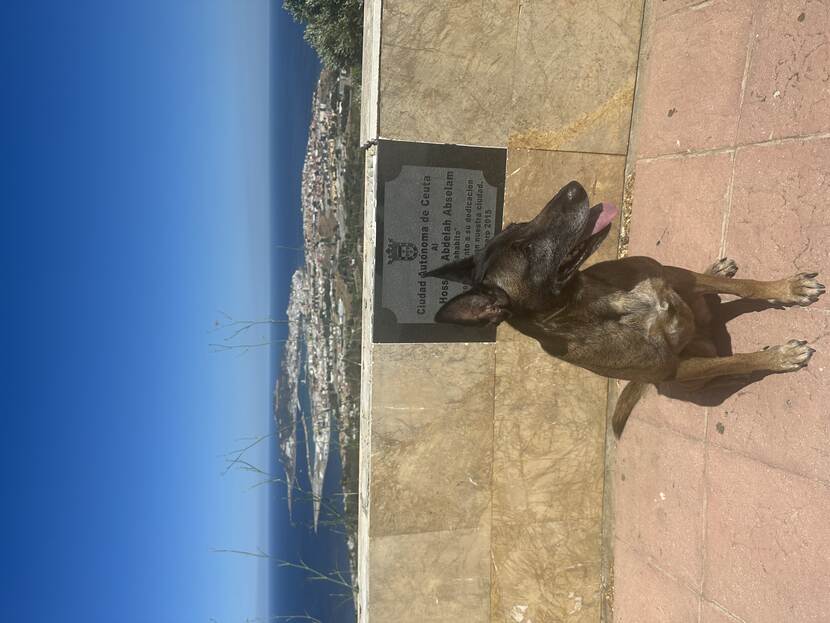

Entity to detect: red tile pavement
[704,447,830,623]
[737,0,830,143]
[706,306,830,483]
[629,152,732,271]
[726,139,830,310]
[636,0,753,157]
[615,418,706,587]
[700,601,744,623]
[615,1,830,621]
[634,382,708,440]
[613,539,700,623]
[653,0,708,20]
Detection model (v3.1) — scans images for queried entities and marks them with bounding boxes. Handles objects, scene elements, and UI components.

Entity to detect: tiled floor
[615,0,830,621]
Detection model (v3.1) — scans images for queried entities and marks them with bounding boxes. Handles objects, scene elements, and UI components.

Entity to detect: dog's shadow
[657,296,788,407]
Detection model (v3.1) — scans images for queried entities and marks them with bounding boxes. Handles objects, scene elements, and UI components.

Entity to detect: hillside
[273,67,364,598]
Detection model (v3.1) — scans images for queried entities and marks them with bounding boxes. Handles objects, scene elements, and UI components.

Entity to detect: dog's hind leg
[673,340,815,382]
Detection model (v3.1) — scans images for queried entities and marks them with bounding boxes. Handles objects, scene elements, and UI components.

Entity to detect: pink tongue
[591,202,618,235]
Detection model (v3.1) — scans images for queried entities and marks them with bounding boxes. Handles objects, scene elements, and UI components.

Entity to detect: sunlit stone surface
[359,2,645,621]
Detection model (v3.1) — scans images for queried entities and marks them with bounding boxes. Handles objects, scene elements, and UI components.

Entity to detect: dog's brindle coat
[425,181,825,437]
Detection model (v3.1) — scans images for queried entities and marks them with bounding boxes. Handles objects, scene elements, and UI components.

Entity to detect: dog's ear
[435,287,510,326]
[424,256,475,285]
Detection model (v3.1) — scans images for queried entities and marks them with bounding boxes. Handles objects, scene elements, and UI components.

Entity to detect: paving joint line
[614,534,702,597]
[703,598,751,623]
[720,6,759,256]
[632,416,830,488]
[659,0,717,21]
[638,131,830,164]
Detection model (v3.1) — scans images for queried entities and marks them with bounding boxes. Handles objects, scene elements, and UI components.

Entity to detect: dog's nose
[563,180,587,204]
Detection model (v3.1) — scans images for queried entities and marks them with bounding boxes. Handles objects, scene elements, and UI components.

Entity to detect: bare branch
[209,340,286,355]
[210,547,270,559]
[266,616,321,623]
[277,558,354,591]
[210,549,355,596]
[220,432,276,476]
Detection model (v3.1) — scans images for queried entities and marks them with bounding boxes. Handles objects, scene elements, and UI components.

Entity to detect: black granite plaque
[374,140,506,343]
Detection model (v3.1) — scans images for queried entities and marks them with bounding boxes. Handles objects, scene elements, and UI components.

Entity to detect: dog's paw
[779,272,826,306]
[707,257,738,278]
[765,339,815,372]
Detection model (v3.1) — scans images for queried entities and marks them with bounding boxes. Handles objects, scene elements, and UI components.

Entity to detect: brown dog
[425,181,825,437]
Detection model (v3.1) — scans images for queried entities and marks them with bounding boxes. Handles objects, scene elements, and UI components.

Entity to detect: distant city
[273,67,364,606]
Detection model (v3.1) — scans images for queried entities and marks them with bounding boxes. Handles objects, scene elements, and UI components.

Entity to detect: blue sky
[1,2,324,621]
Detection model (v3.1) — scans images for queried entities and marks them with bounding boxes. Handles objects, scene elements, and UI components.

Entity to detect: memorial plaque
[374,140,506,343]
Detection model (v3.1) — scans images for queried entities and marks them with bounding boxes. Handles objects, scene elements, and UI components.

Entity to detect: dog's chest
[522,276,697,369]
[602,277,695,351]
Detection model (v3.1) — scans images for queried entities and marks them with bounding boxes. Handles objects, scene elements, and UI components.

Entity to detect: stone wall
[359,2,646,621]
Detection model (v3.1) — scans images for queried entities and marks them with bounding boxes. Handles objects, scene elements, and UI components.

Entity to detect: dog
[425,181,825,437]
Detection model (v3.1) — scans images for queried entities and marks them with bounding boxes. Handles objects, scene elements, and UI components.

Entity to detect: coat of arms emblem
[385,237,418,264]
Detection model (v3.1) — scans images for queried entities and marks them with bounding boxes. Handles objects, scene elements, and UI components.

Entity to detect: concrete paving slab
[615,419,706,588]
[636,0,753,157]
[704,446,830,623]
[493,345,606,526]
[700,601,743,623]
[737,0,830,144]
[509,0,643,154]
[726,138,830,311]
[612,539,699,623]
[629,152,733,269]
[491,519,602,623]
[706,308,830,483]
[378,0,519,146]
[369,343,495,537]
[653,0,708,20]
[369,521,491,622]
[631,383,708,440]
[493,340,607,424]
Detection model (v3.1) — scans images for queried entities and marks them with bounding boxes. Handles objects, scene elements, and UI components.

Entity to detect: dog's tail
[612,381,648,439]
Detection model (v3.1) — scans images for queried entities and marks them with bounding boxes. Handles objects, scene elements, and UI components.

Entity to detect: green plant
[283,0,364,69]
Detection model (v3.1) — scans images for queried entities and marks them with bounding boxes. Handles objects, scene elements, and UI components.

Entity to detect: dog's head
[425,181,617,326]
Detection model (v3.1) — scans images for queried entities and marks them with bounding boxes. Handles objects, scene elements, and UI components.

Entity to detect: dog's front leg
[664,263,825,306]
[673,340,815,382]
